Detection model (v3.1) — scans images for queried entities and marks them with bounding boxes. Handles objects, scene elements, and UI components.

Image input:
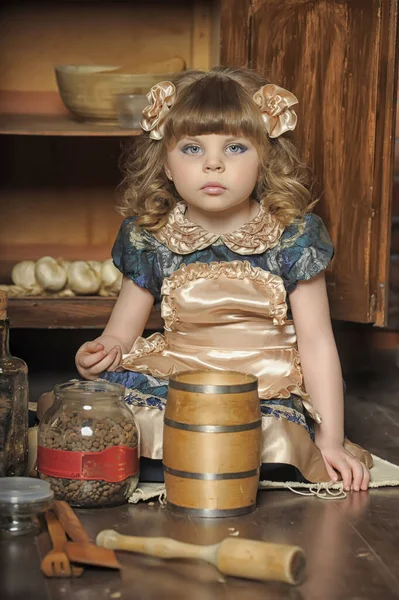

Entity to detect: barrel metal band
[164,417,262,433]
[168,380,258,394]
[166,502,257,518]
[163,465,259,480]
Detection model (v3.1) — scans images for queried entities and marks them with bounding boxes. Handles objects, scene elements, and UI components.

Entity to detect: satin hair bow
[140,80,298,140]
[140,81,176,140]
[252,84,298,138]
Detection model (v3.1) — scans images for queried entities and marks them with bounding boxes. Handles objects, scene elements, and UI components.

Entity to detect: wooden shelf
[0,114,141,137]
[8,297,163,330]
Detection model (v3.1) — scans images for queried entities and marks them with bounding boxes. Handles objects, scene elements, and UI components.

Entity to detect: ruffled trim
[154,202,284,255]
[289,386,322,424]
[161,260,287,330]
[257,347,322,423]
[287,352,322,424]
[122,333,167,370]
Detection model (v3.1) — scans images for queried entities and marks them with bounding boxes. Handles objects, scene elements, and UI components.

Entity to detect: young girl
[75,66,372,491]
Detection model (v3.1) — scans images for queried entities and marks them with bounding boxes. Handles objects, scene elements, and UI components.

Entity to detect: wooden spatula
[65,541,121,570]
[96,529,306,585]
[53,500,121,570]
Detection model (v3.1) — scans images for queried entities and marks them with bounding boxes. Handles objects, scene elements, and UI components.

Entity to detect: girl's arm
[289,273,370,491]
[75,276,154,379]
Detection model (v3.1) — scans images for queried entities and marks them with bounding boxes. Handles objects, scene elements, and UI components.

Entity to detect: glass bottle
[0,291,29,477]
[37,380,139,507]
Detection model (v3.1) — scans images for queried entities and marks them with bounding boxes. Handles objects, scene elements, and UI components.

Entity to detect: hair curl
[117,66,316,231]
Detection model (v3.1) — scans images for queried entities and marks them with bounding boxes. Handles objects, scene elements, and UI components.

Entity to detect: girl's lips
[201,183,226,195]
[201,186,226,195]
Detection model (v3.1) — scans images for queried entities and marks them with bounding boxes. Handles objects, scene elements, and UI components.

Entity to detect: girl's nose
[203,156,225,172]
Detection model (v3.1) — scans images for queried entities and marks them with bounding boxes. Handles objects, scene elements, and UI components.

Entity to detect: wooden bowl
[55,65,178,122]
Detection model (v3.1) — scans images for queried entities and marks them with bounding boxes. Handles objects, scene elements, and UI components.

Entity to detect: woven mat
[128,453,399,504]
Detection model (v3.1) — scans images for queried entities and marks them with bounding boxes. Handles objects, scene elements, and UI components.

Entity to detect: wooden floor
[1,349,399,600]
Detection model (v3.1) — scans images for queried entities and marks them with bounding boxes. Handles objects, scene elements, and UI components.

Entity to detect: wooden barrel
[163,369,261,517]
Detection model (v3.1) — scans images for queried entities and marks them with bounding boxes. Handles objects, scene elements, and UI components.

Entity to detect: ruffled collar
[154,202,284,255]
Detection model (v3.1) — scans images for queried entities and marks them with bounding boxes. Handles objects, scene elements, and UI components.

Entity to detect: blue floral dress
[100,202,337,482]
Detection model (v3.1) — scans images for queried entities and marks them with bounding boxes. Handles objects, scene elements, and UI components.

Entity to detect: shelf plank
[8,297,163,330]
[0,114,141,136]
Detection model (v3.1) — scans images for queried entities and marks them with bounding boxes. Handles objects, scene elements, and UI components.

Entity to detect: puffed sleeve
[112,217,161,299]
[278,213,334,293]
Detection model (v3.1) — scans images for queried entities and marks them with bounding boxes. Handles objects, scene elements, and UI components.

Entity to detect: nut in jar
[37,380,139,507]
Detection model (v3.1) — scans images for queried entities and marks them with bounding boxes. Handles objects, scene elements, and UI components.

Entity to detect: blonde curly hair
[117,66,315,231]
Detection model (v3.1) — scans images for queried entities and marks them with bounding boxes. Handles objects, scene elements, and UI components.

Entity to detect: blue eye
[181,144,202,155]
[227,144,247,154]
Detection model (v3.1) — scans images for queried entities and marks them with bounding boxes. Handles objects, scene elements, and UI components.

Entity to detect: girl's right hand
[75,341,122,380]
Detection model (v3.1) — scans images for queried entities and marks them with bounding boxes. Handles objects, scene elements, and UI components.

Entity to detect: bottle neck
[0,319,10,357]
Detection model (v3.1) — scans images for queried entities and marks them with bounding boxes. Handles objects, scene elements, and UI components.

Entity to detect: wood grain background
[220,0,398,325]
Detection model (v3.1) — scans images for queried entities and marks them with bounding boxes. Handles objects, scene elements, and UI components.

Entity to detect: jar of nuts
[37,380,139,507]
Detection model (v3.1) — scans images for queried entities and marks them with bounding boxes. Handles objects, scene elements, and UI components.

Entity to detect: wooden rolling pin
[96,529,306,585]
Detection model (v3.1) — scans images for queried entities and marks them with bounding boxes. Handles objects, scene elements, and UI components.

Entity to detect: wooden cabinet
[221,0,399,327]
[1,0,398,329]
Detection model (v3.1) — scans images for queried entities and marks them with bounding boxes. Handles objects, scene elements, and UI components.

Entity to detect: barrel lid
[169,369,258,394]
[0,477,54,505]
[0,290,7,319]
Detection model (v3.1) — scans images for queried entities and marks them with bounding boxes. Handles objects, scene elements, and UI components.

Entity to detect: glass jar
[0,291,29,477]
[37,380,139,507]
[0,477,53,537]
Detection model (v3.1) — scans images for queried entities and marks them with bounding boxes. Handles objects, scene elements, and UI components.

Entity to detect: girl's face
[165,134,260,215]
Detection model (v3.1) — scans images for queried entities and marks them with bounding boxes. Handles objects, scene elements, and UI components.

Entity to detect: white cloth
[128,453,399,504]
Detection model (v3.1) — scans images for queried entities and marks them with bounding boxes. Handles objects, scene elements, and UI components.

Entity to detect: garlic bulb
[101,259,122,293]
[57,260,72,292]
[35,257,67,292]
[11,260,42,292]
[67,261,102,295]
[60,260,71,273]
[88,260,102,276]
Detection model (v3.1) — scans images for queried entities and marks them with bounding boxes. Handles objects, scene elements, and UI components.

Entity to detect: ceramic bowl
[55,65,177,122]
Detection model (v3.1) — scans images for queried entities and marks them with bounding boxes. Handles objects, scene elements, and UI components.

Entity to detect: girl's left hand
[318,445,370,492]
